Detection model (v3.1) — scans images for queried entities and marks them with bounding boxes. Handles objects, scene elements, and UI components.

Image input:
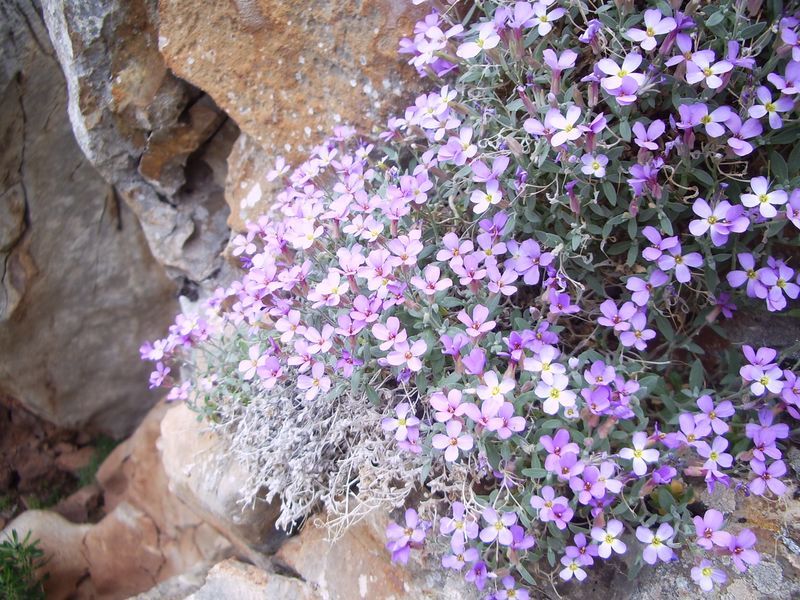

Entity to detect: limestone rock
[41,0,233,283]
[1,510,92,600]
[130,563,211,600]
[275,511,476,600]
[0,0,177,437]
[83,501,165,598]
[158,403,282,566]
[224,132,280,232]
[94,400,232,584]
[186,559,319,600]
[157,0,424,164]
[579,483,800,600]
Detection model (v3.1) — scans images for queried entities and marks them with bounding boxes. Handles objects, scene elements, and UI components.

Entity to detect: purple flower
[565,533,598,566]
[619,431,660,476]
[691,560,727,592]
[727,253,768,298]
[591,519,627,558]
[540,429,579,471]
[505,239,554,285]
[695,395,735,434]
[579,19,602,44]
[725,114,762,156]
[688,198,747,246]
[728,529,760,572]
[696,436,733,470]
[741,176,787,219]
[636,523,675,564]
[628,160,662,198]
[437,127,477,166]
[685,50,732,89]
[432,420,474,462]
[439,501,479,549]
[652,465,677,484]
[762,262,800,311]
[748,86,794,129]
[569,466,604,504]
[597,53,645,91]
[749,459,787,496]
[693,509,732,549]
[487,402,526,439]
[530,1,565,36]
[548,289,580,315]
[530,485,568,522]
[546,105,583,146]
[581,153,609,177]
[441,540,478,571]
[471,155,509,186]
[386,508,429,564]
[598,299,637,331]
[381,402,420,441]
[658,244,703,283]
[626,270,668,306]
[619,311,656,350]
[555,452,584,481]
[464,560,489,591]
[767,59,800,95]
[678,412,711,447]
[496,575,529,600]
[626,9,676,52]
[509,525,536,551]
[632,119,665,150]
[551,502,575,530]
[479,507,517,545]
[559,555,587,581]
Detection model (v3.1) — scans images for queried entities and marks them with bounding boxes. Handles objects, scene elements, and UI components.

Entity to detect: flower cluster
[144,0,800,597]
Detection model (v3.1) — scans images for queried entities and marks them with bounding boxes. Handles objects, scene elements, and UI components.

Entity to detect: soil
[0,394,113,529]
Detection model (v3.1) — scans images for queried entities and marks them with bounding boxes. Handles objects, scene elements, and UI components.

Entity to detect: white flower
[740,176,787,219]
[619,431,660,475]
[591,519,627,558]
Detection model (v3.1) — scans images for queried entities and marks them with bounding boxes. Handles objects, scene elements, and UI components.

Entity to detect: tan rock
[52,484,102,524]
[187,559,319,600]
[158,0,424,165]
[275,511,475,600]
[158,403,280,567]
[224,132,281,232]
[94,400,232,585]
[84,501,163,598]
[1,510,92,600]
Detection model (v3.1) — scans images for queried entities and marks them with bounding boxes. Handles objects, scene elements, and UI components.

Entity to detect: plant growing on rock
[144,0,800,595]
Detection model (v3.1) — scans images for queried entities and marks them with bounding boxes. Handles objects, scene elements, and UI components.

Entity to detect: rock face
[158,403,282,567]
[0,510,92,600]
[0,401,232,600]
[158,0,423,166]
[40,0,234,283]
[275,511,477,600]
[0,0,177,437]
[186,559,318,600]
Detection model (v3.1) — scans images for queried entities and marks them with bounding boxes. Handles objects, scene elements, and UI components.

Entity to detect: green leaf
[619,119,631,142]
[770,150,789,183]
[689,359,705,389]
[692,169,715,188]
[705,10,725,27]
[739,22,767,38]
[602,181,617,207]
[788,142,800,176]
[521,467,548,479]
